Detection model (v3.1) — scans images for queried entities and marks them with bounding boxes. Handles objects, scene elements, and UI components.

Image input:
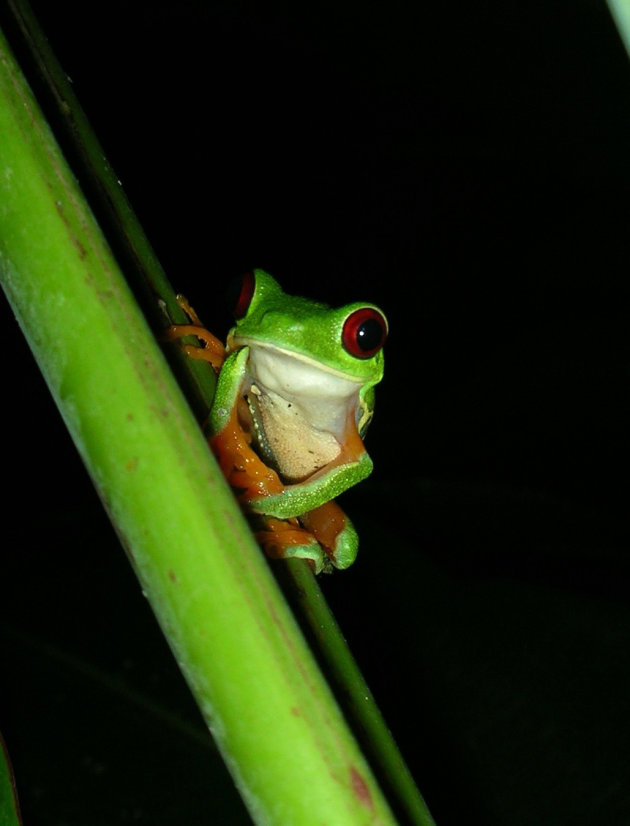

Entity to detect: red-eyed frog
[166,269,387,573]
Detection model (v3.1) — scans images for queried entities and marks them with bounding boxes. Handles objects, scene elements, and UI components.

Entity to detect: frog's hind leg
[254,516,326,574]
[299,501,359,570]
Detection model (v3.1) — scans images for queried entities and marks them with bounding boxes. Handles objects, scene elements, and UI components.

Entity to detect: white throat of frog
[240,341,365,483]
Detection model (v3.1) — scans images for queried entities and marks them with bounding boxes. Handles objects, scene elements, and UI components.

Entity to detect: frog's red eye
[342,307,388,359]
[230,272,256,319]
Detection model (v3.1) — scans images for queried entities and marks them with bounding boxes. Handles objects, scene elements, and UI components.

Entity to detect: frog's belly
[250,385,341,482]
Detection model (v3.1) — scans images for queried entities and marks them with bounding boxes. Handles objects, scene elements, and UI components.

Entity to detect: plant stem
[0,23,399,825]
[607,0,630,57]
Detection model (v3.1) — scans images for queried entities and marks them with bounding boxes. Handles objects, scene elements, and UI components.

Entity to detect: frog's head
[226,269,387,388]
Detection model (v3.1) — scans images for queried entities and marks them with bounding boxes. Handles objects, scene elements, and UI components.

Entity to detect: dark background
[2,1,630,824]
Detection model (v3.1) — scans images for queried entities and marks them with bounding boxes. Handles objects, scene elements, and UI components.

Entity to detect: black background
[2,1,630,824]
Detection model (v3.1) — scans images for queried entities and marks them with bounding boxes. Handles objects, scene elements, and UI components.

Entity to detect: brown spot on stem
[54,200,87,259]
[350,766,373,811]
[72,237,87,260]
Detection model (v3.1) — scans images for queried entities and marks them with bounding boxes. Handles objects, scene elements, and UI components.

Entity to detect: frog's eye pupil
[342,307,388,359]
[357,317,384,350]
[229,272,256,319]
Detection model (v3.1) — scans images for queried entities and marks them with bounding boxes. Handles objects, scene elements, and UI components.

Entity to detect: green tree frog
[167,269,387,573]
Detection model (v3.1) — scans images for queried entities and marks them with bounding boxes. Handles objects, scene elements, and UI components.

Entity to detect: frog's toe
[327,520,359,570]
[279,541,326,574]
[256,524,325,574]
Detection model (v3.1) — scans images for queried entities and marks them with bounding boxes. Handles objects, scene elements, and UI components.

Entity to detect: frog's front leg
[163,295,226,371]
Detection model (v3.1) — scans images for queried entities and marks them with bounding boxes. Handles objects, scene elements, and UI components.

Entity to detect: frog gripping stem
[167,270,386,572]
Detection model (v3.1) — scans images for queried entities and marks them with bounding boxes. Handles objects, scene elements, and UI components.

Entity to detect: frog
[165,269,387,573]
